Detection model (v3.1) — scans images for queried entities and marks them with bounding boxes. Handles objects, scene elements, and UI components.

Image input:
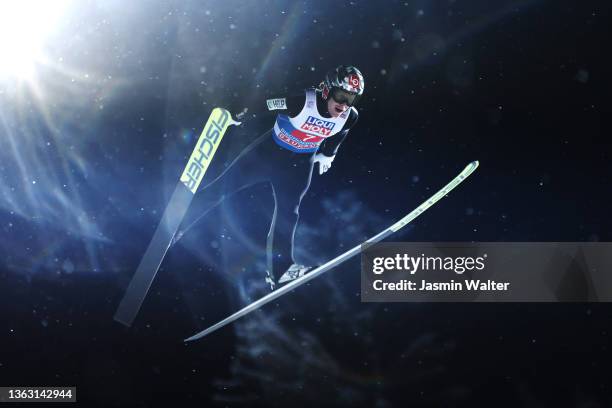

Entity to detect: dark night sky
[0,0,611,406]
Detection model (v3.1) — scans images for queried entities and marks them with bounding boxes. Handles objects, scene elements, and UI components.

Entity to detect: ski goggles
[330,88,359,106]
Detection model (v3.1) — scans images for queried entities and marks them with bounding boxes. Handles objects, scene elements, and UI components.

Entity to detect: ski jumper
[177,88,358,280]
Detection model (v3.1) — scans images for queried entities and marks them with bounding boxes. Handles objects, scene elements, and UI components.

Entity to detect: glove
[313,153,335,175]
[234,108,247,121]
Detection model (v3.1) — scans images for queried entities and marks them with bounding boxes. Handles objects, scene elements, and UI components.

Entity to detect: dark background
[0,0,610,406]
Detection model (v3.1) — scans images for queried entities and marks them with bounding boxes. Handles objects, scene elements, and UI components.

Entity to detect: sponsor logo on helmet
[300,115,335,136]
[347,73,361,92]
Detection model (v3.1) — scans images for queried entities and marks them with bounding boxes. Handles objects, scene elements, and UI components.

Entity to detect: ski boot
[265,270,276,291]
[278,264,312,284]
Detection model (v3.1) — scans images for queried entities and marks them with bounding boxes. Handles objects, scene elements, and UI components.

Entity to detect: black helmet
[321,65,365,106]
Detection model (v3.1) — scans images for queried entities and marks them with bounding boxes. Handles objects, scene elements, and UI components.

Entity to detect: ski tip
[113,309,136,328]
[184,329,209,342]
[213,107,242,127]
[184,334,200,343]
[113,316,133,328]
[466,160,479,171]
[184,323,220,342]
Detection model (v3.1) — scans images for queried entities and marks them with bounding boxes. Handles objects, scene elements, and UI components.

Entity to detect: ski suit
[178,88,358,280]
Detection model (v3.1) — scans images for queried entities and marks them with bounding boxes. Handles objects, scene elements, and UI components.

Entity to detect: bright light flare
[0,0,71,79]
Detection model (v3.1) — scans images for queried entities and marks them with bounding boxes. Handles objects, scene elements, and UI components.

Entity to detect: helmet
[321,65,365,106]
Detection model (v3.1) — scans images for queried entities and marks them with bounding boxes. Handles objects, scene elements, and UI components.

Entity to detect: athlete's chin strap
[313,153,335,175]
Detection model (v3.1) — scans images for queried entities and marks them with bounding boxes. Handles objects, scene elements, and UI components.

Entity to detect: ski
[184,160,480,341]
[114,108,241,327]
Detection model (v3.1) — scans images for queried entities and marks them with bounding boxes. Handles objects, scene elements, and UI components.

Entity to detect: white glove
[234,108,248,121]
[313,153,335,175]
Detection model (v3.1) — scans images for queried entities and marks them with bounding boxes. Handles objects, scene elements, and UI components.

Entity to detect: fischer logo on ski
[114,108,240,327]
[181,109,234,193]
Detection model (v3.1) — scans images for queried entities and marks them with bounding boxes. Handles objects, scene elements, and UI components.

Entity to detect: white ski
[185,160,479,342]
[114,108,241,327]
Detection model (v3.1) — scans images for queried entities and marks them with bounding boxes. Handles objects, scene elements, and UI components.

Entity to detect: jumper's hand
[313,153,335,175]
[235,108,248,121]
